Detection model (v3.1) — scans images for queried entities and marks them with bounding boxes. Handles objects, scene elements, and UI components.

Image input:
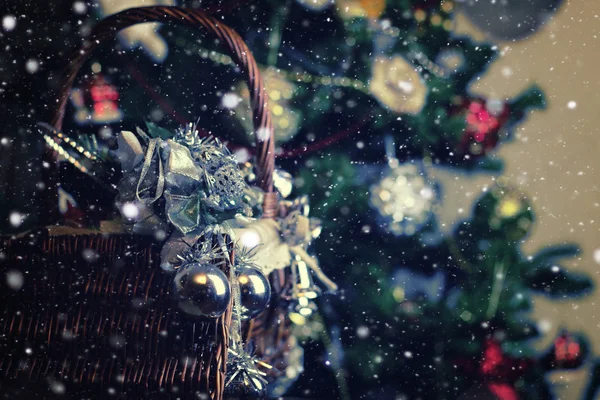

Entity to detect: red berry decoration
[480,338,531,382]
[458,99,510,158]
[552,332,584,369]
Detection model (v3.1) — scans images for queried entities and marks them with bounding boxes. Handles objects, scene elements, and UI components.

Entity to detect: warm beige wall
[432,0,600,397]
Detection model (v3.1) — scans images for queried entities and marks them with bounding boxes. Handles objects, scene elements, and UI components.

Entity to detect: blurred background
[0,0,599,399]
[442,3,600,397]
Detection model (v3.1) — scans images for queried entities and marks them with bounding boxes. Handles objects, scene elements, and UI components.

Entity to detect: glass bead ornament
[174,262,231,318]
[370,137,438,236]
[236,264,271,319]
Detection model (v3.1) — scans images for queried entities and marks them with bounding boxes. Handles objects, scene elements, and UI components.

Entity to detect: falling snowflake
[25,59,39,74]
[356,325,370,339]
[256,127,272,142]
[9,211,24,227]
[121,202,140,219]
[2,15,16,32]
[222,92,242,109]
[73,1,87,14]
[593,248,600,264]
[6,270,24,290]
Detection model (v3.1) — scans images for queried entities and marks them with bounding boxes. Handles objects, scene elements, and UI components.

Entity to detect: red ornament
[455,338,534,400]
[90,75,120,116]
[480,338,506,376]
[71,73,123,125]
[457,99,510,157]
[552,333,583,369]
[480,338,531,382]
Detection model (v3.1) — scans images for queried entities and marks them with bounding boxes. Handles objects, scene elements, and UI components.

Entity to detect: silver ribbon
[162,140,204,234]
[136,138,165,204]
[119,133,207,234]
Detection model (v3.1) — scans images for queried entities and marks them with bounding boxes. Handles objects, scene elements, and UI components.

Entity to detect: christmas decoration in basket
[0,6,335,399]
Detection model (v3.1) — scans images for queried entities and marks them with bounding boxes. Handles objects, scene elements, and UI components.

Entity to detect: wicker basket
[0,7,294,399]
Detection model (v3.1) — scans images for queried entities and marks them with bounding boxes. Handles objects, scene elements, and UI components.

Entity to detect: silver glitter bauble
[237,265,271,319]
[174,262,231,318]
[370,162,438,236]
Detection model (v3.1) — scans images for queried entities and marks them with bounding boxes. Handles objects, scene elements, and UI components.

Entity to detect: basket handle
[50,6,278,217]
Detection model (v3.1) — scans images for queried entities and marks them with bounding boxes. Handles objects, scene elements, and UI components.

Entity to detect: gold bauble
[369,56,427,115]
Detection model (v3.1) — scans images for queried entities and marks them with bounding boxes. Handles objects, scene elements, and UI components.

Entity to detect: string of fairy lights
[42,134,90,174]
[172,36,452,91]
[169,0,459,91]
[39,123,100,174]
[174,37,371,93]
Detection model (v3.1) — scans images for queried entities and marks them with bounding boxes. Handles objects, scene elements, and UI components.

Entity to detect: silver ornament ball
[174,262,231,318]
[237,265,271,319]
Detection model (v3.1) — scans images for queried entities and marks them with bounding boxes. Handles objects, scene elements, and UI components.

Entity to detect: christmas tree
[0,0,598,399]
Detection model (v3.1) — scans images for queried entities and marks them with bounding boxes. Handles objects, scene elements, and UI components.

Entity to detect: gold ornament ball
[369,56,427,115]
